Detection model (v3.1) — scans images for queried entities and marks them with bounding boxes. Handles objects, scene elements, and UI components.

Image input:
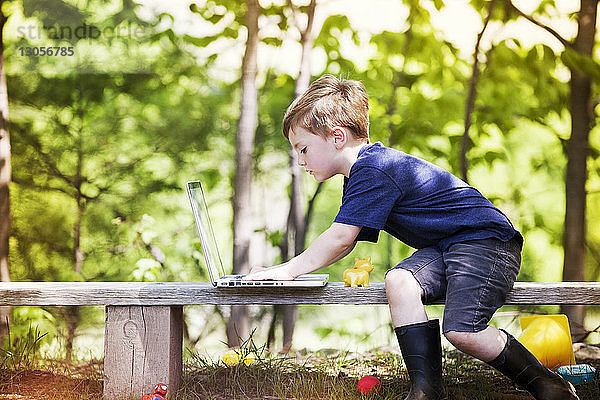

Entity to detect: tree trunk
[271,0,316,353]
[461,0,496,183]
[58,99,86,356]
[560,0,598,341]
[64,306,79,361]
[74,135,84,275]
[227,0,259,347]
[0,0,12,343]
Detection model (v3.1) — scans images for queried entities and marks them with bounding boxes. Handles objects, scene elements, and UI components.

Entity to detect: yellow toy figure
[222,349,240,366]
[343,257,374,287]
[221,349,256,366]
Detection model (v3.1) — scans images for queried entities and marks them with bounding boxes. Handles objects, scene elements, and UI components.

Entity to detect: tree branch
[505,0,572,49]
[303,0,316,38]
[12,176,75,198]
[16,127,77,188]
[303,181,323,234]
[285,0,302,33]
[286,0,316,37]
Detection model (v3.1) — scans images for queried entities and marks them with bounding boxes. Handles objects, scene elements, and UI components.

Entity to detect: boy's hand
[244,265,295,281]
[246,266,269,275]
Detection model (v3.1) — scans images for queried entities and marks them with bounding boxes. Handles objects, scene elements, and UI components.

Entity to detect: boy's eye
[300,147,307,154]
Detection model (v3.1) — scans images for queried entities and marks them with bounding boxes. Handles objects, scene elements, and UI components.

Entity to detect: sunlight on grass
[179,343,600,400]
[1,327,599,399]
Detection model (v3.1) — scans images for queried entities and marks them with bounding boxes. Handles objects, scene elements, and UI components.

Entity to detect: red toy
[357,375,381,395]
[141,383,167,400]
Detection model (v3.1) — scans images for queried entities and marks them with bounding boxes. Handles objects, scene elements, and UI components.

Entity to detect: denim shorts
[387,236,522,333]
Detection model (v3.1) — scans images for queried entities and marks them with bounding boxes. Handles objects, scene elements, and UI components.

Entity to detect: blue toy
[556,364,596,385]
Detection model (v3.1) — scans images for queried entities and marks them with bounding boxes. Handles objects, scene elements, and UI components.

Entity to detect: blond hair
[282,74,369,140]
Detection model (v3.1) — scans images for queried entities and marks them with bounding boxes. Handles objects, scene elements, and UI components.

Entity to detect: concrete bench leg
[103,306,183,399]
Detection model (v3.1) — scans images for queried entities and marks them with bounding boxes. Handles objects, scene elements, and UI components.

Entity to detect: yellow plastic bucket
[518,314,575,369]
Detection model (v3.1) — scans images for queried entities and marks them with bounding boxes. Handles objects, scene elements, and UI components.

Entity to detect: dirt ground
[0,368,102,399]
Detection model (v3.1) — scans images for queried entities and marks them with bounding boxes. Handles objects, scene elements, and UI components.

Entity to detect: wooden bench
[1,281,600,399]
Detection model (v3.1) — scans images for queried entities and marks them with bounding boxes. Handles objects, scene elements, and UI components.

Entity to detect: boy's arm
[245,222,361,280]
[329,239,356,265]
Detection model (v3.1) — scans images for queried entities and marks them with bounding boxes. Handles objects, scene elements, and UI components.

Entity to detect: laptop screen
[186,181,226,284]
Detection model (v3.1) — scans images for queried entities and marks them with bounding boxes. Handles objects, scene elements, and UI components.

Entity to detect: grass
[1,351,599,399]
[178,348,600,399]
[0,324,47,371]
[1,329,599,399]
[0,324,102,400]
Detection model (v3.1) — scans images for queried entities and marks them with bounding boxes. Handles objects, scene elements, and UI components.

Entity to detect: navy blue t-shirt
[334,142,521,250]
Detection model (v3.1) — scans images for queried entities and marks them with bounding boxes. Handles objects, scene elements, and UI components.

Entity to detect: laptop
[186,180,329,288]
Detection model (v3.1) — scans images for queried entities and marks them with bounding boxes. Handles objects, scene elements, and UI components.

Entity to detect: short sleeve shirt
[333,142,521,250]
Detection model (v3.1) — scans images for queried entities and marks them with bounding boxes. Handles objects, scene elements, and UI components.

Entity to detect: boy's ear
[331,126,347,149]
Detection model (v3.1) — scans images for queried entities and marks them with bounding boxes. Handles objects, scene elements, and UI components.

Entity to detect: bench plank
[1,281,600,305]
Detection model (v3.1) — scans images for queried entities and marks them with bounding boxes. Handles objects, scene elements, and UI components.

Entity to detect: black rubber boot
[487,329,579,400]
[395,319,447,400]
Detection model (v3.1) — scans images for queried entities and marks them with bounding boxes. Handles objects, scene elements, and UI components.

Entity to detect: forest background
[0,0,599,362]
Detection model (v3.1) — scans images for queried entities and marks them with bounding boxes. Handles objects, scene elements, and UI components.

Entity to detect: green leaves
[7,0,232,290]
[315,14,360,48]
[561,47,600,81]
[261,36,282,47]
[183,27,239,48]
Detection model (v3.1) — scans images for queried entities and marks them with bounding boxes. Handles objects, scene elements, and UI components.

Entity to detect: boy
[245,75,577,400]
